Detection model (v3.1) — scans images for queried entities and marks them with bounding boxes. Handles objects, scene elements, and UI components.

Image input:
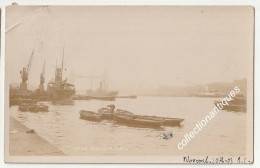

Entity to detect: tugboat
[47,50,75,105]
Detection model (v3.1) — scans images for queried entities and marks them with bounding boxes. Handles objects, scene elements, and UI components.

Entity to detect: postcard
[5,5,254,163]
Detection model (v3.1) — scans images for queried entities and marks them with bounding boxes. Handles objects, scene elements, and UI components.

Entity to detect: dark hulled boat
[136,115,184,126]
[114,109,184,127]
[80,105,115,121]
[79,110,101,122]
[113,110,164,128]
[214,96,247,112]
[98,105,115,120]
[79,106,184,128]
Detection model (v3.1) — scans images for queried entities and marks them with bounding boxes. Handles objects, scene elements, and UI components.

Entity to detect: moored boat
[98,108,113,120]
[73,95,91,100]
[214,96,247,112]
[97,104,115,120]
[86,78,118,101]
[79,110,101,122]
[115,109,134,116]
[79,105,184,128]
[113,110,163,128]
[136,115,184,127]
[220,104,246,112]
[38,104,49,112]
[18,104,49,112]
[47,51,75,105]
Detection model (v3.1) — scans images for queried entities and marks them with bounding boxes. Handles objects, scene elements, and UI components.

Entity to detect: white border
[0,0,259,167]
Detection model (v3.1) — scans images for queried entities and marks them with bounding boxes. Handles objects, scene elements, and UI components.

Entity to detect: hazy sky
[6,6,254,91]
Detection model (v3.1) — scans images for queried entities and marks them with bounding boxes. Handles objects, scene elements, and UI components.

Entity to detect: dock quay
[9,117,65,156]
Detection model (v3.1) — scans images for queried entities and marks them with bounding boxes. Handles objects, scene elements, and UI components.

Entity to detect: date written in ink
[183,156,252,164]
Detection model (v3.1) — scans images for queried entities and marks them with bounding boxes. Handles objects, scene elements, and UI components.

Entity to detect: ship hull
[86,90,118,101]
[86,90,118,97]
[47,89,75,105]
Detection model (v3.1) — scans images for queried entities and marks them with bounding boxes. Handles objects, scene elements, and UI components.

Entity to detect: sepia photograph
[4,5,254,163]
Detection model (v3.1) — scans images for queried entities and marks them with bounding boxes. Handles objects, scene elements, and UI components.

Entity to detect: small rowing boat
[136,115,184,126]
[79,110,101,122]
[113,110,163,128]
[114,109,184,127]
[98,108,113,120]
[18,104,49,112]
[98,104,115,120]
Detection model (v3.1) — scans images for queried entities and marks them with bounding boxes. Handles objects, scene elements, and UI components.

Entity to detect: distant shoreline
[136,95,226,98]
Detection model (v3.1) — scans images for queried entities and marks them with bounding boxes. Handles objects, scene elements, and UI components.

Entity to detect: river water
[10,96,246,156]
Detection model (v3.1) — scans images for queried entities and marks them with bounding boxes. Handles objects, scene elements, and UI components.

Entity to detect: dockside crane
[20,49,34,91]
[40,61,45,85]
[39,61,45,92]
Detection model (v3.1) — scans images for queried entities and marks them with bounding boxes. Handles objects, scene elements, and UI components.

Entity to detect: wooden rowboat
[98,108,113,120]
[136,115,184,126]
[115,109,184,127]
[79,110,101,122]
[18,104,49,112]
[113,111,163,128]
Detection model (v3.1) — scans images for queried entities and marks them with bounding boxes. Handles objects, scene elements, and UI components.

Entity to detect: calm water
[10,96,246,156]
